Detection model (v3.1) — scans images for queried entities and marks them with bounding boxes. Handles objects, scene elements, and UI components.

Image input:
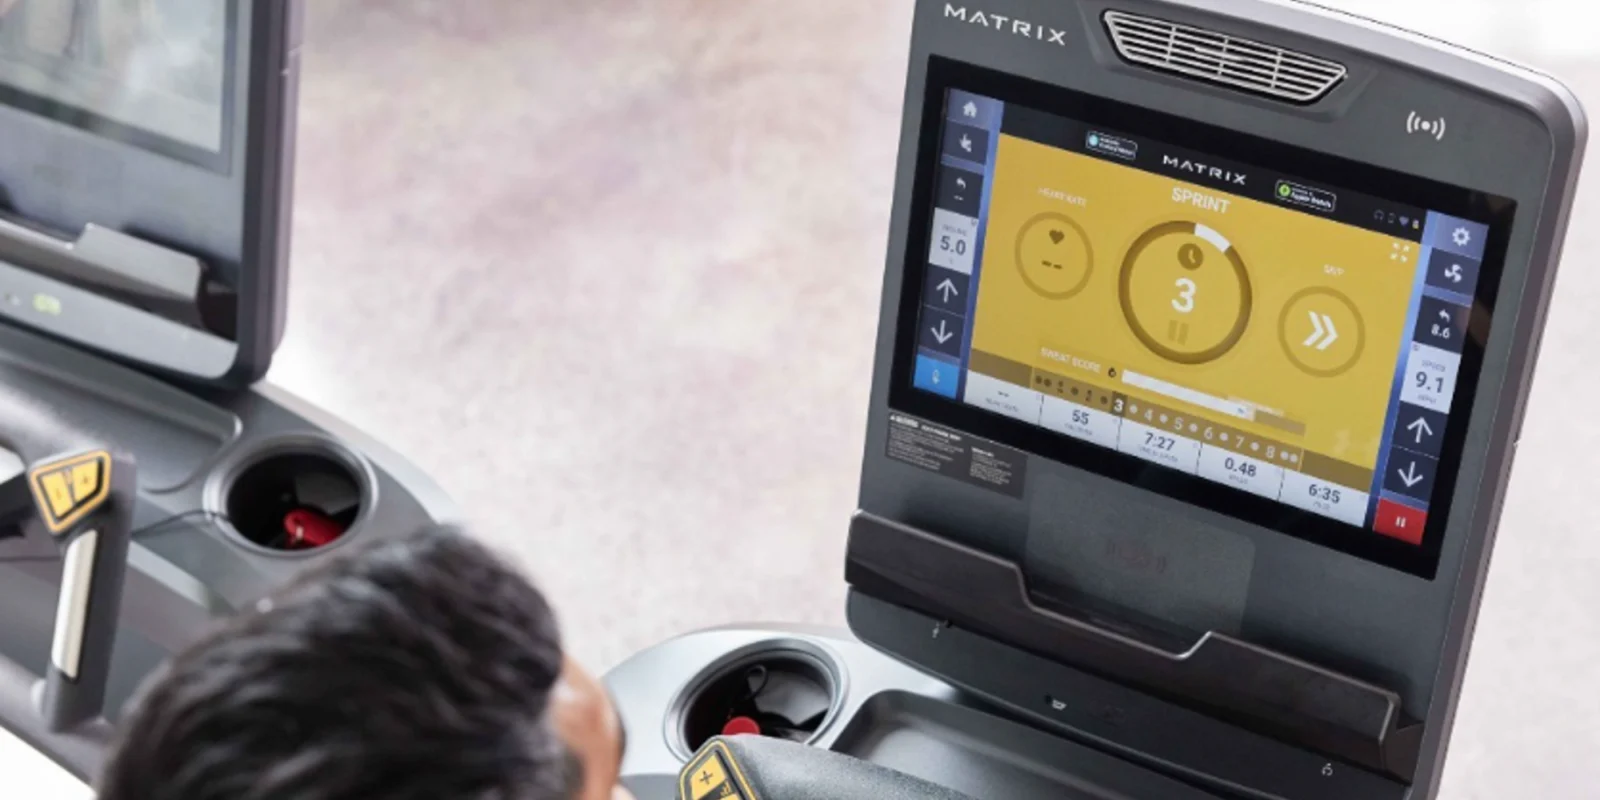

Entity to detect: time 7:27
[1144,432,1178,452]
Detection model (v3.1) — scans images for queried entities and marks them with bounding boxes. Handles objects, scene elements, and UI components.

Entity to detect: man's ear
[552,658,628,800]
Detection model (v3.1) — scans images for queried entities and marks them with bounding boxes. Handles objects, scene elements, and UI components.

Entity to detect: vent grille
[1104,11,1347,103]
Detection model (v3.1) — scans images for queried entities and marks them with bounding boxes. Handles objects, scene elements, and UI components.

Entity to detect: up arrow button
[923,268,971,314]
[1391,405,1447,458]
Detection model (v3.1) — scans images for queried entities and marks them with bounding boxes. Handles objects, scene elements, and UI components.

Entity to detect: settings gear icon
[1452,227,1473,248]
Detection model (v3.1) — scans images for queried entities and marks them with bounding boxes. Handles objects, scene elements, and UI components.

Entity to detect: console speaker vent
[1104,10,1347,103]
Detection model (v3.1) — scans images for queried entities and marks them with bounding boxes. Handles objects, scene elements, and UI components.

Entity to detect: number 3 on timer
[1173,278,1197,313]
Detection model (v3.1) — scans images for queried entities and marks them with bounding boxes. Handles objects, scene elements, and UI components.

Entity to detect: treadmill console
[850,1,1587,798]
[898,61,1511,577]
[0,1,300,384]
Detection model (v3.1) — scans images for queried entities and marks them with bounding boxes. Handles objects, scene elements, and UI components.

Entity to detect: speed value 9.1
[1415,370,1446,395]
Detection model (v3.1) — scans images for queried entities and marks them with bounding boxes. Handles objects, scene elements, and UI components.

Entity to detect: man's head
[97,525,632,800]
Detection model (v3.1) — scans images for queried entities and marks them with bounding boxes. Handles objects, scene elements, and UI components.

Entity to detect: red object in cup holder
[680,652,836,754]
[283,509,345,550]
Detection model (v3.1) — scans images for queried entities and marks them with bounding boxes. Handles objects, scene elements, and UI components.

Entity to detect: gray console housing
[864,0,1581,716]
[0,0,302,383]
[609,2,1587,799]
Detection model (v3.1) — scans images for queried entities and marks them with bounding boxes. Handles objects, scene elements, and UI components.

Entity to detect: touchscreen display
[0,0,231,161]
[898,63,1512,576]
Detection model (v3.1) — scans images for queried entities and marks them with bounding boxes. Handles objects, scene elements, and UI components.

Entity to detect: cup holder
[674,644,842,757]
[220,446,367,554]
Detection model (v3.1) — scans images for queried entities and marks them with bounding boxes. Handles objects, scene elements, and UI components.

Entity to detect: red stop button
[1375,499,1427,545]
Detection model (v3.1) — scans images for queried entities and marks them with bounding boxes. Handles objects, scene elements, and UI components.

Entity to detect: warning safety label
[885,414,1026,498]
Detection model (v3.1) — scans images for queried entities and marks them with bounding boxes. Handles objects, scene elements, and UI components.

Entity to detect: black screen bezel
[888,57,1518,579]
[0,1,239,171]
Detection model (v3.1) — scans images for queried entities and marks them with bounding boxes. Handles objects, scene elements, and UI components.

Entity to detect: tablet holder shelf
[844,513,1423,780]
[0,212,208,329]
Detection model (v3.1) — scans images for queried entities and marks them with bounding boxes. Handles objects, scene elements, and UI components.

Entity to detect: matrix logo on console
[1163,155,1249,187]
[945,4,1069,46]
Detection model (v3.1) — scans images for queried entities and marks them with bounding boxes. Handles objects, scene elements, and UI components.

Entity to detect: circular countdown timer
[1119,221,1254,365]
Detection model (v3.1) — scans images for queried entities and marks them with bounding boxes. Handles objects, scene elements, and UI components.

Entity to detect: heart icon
[1049,230,1065,245]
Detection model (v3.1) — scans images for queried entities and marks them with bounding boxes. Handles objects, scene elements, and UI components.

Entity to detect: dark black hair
[96,525,576,800]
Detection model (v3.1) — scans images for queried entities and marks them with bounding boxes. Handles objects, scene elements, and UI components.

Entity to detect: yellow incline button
[688,752,728,800]
[71,462,100,502]
[39,472,74,519]
[27,451,112,534]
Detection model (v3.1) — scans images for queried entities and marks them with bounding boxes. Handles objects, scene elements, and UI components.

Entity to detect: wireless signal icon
[1407,112,1447,141]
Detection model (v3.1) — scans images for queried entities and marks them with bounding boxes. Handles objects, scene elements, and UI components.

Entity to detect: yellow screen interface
[911,90,1494,548]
